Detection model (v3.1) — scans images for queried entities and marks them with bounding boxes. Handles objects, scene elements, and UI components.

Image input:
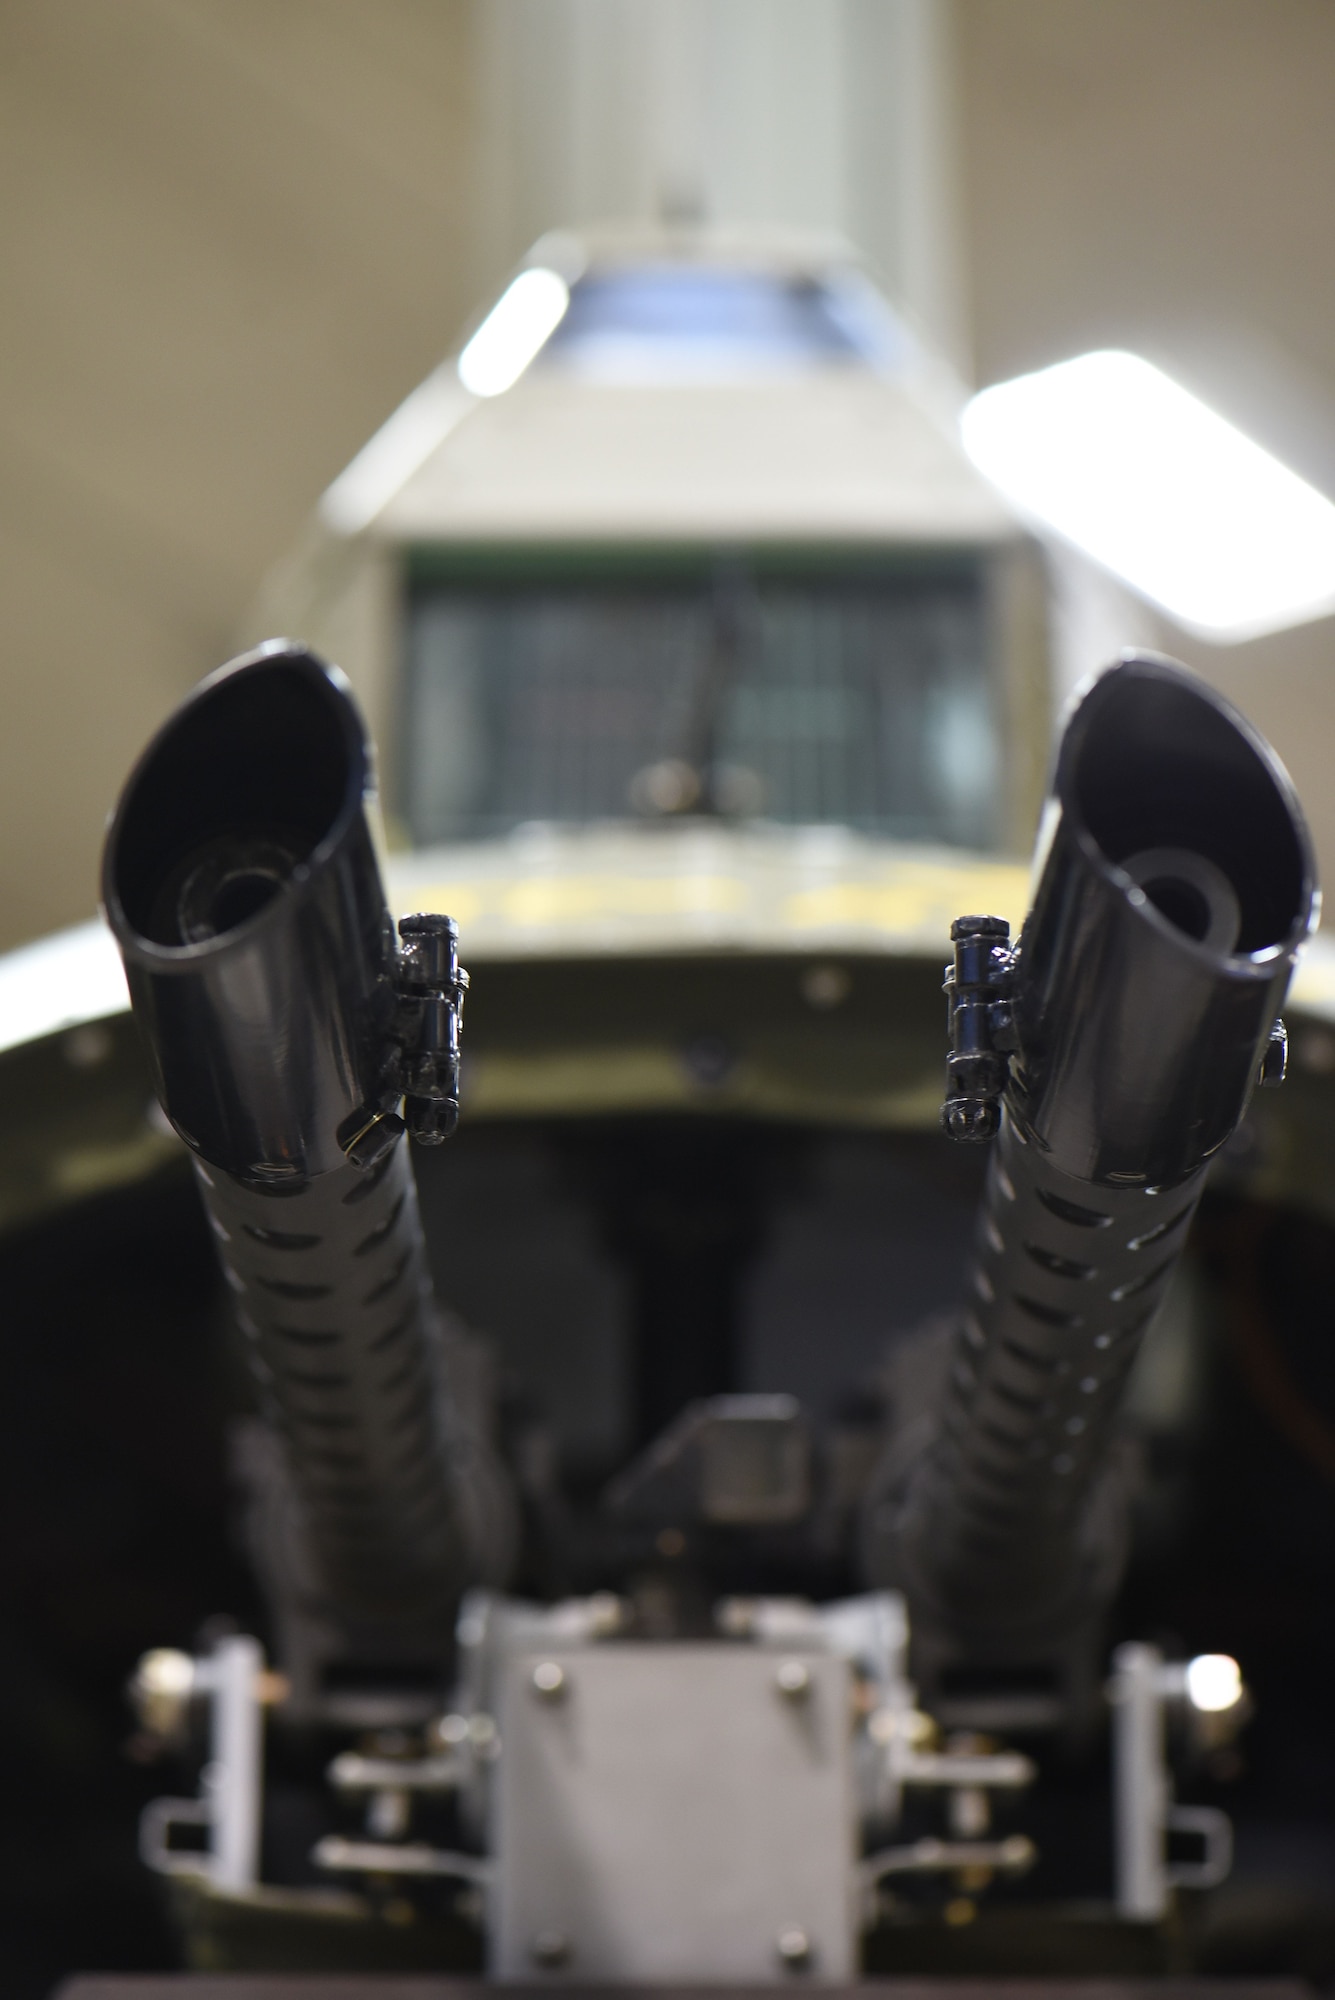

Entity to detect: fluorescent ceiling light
[458,267,570,398]
[961,350,1335,642]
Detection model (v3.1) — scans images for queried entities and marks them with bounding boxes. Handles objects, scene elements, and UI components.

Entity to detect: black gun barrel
[103,642,507,1649]
[883,655,1316,1676]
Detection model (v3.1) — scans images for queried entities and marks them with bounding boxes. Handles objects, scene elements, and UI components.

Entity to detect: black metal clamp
[342,914,470,1168]
[940,914,1017,1144]
[390,914,470,1145]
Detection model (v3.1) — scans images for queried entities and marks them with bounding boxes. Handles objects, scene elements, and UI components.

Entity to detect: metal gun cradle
[103,645,1316,1974]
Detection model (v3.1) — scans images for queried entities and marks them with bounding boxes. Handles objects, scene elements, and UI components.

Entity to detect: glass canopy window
[539,266,904,379]
[400,556,998,851]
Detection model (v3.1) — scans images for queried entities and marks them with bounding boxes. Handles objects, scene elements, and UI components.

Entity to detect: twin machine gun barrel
[870,655,1316,1699]
[102,644,513,1695]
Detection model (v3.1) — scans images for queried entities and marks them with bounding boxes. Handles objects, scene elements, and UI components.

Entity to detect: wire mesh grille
[402,561,996,848]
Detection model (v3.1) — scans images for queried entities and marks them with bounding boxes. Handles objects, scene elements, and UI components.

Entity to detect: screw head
[130,1647,195,1736]
[777,1926,811,1968]
[532,1660,566,1700]
[530,1929,571,1968]
[941,1098,1001,1143]
[775,1658,811,1700]
[399,911,458,939]
[951,914,1010,941]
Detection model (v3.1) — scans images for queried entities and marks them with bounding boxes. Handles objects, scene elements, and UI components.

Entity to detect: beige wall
[957,0,1335,876]
[0,0,478,948]
[2,1,1335,949]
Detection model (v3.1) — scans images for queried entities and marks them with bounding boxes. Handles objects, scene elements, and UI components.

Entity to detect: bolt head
[532,1660,566,1700]
[775,1658,811,1699]
[530,1929,571,1968]
[951,914,1010,942]
[430,1711,470,1748]
[777,1927,811,1968]
[131,1648,195,1737]
[941,1098,1001,1143]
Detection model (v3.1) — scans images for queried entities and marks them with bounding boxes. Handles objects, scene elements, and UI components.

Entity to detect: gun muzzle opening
[164,833,300,944]
[109,653,362,955]
[1062,659,1311,961]
[1122,848,1240,954]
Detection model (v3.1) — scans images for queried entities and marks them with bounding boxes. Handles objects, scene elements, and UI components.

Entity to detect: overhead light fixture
[961,350,1335,642]
[457,266,570,398]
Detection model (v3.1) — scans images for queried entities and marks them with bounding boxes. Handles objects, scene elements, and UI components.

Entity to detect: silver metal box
[492,1643,856,1984]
